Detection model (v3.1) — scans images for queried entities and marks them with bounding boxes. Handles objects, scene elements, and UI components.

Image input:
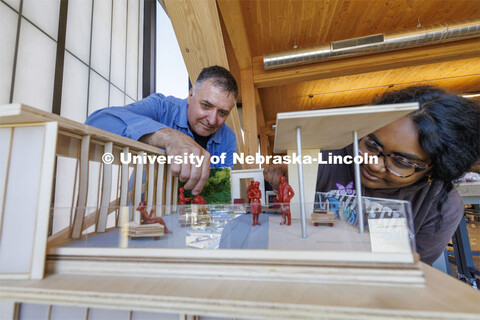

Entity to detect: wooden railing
[0,104,177,279]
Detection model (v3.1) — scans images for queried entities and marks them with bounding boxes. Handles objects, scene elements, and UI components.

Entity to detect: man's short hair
[195,65,238,100]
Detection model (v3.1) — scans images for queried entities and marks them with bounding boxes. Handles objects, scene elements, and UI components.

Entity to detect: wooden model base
[2,263,479,319]
[123,222,165,240]
[312,209,335,227]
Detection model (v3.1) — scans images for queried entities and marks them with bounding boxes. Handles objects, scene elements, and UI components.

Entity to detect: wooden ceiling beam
[164,0,245,156]
[241,68,258,165]
[255,89,265,133]
[252,38,480,88]
[217,0,252,70]
[218,0,263,160]
[255,89,270,158]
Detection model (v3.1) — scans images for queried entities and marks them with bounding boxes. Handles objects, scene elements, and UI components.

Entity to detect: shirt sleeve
[415,189,464,265]
[85,94,171,141]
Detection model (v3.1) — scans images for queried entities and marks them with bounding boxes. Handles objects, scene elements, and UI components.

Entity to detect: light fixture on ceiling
[264,19,480,70]
[461,92,480,98]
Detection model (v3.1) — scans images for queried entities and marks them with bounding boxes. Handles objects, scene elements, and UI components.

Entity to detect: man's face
[187,79,236,137]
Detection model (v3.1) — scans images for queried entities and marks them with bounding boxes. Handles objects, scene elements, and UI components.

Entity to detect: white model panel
[0,126,44,274]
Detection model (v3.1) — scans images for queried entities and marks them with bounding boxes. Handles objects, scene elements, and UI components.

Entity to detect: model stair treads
[123,222,165,238]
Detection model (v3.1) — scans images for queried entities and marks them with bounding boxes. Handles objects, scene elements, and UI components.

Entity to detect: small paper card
[368,218,411,253]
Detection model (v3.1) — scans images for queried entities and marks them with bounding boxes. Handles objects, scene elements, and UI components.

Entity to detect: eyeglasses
[358,136,430,178]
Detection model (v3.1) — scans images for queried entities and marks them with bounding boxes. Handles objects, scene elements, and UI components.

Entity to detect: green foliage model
[179,168,231,204]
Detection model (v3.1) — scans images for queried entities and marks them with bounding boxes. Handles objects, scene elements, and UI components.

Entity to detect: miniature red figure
[136,201,172,233]
[193,194,208,215]
[178,186,192,216]
[249,181,262,226]
[277,176,294,225]
[193,194,207,205]
[246,180,255,203]
[178,187,192,205]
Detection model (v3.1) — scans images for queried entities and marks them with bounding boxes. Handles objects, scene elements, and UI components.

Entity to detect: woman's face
[360,116,432,189]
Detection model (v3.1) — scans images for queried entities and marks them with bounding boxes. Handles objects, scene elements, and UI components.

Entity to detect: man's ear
[187,87,193,104]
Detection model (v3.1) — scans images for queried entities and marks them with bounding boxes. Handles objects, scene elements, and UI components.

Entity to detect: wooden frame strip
[96,142,113,232]
[133,152,144,223]
[164,165,173,215]
[120,147,129,208]
[155,163,165,216]
[71,135,90,239]
[171,176,178,213]
[147,162,154,210]
[31,122,58,279]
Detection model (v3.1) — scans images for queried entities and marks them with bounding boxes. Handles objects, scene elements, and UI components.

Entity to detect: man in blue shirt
[86,65,238,195]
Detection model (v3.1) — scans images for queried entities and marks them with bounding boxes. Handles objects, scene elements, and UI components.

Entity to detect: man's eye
[219,111,228,117]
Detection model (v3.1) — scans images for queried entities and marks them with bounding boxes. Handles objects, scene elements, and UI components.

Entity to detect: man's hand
[140,128,210,195]
[263,164,288,192]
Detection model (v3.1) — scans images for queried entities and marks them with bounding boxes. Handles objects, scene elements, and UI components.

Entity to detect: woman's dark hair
[374,86,480,211]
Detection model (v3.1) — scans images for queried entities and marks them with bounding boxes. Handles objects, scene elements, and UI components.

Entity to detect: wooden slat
[156,163,165,216]
[221,16,243,103]
[253,38,480,88]
[119,147,129,208]
[31,122,58,279]
[255,89,268,157]
[241,68,258,164]
[254,89,265,131]
[71,135,90,239]
[226,107,244,158]
[147,162,154,210]
[96,142,113,233]
[172,177,178,213]
[259,126,269,159]
[164,165,173,215]
[133,152,143,223]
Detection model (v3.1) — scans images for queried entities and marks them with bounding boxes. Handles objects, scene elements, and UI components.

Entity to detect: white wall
[0,0,144,121]
[0,0,145,237]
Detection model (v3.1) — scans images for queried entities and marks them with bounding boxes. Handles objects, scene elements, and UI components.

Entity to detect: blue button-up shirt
[86,93,237,168]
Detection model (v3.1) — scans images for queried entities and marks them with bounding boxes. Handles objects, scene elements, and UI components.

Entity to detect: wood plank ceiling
[216,0,480,155]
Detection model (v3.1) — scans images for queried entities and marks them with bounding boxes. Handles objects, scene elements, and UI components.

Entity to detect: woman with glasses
[264,86,479,264]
